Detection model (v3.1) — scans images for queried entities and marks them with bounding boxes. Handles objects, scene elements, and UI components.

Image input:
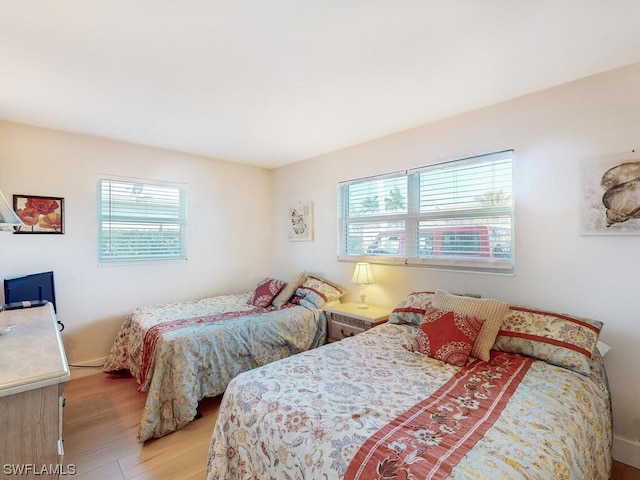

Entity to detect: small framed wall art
[288,201,313,241]
[13,194,65,234]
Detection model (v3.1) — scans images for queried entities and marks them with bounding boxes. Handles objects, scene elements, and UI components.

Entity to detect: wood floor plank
[63,372,639,480]
[65,425,142,476]
[69,460,125,480]
[125,444,211,480]
[64,373,220,480]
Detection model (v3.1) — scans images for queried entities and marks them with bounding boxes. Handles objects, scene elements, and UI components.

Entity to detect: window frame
[337,150,514,274]
[97,174,188,266]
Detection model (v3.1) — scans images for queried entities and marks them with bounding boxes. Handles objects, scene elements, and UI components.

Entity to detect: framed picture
[13,194,65,234]
[288,201,313,241]
[581,151,640,235]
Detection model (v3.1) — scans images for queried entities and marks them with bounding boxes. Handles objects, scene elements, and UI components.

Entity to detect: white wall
[272,62,640,466]
[0,122,273,366]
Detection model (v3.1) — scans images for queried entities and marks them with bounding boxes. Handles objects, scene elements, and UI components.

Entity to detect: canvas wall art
[581,152,640,235]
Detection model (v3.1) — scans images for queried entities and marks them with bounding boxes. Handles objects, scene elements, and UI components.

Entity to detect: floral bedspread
[103,293,326,442]
[206,323,612,480]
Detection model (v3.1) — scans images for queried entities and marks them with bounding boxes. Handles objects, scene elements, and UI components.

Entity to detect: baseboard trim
[69,356,107,380]
[613,435,640,469]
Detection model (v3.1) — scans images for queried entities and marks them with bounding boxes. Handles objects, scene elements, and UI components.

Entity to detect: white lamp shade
[0,189,23,227]
[351,262,374,285]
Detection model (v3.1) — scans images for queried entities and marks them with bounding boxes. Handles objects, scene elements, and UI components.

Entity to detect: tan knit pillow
[271,271,307,308]
[431,289,508,361]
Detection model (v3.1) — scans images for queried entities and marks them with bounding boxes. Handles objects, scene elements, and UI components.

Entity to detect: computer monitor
[4,271,57,313]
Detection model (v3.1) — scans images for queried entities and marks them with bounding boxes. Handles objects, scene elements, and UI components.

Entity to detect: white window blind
[98,176,187,264]
[338,150,514,273]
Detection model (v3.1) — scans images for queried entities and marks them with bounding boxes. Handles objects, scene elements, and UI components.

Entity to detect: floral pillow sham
[388,291,435,326]
[492,306,603,375]
[290,275,345,309]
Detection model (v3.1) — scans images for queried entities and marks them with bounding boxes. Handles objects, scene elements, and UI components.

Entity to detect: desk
[0,303,70,479]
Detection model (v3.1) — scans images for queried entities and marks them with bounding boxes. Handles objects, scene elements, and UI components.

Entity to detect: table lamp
[352,262,374,309]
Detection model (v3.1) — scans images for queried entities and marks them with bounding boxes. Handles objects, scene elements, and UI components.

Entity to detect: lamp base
[357,286,369,308]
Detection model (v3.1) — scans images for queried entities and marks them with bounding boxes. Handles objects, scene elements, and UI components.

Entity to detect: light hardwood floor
[63,372,221,480]
[64,372,640,480]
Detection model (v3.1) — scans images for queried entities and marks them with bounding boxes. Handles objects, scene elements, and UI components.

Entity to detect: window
[338,150,514,273]
[98,175,187,264]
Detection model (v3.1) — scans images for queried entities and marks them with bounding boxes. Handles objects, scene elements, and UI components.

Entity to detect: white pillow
[596,340,612,357]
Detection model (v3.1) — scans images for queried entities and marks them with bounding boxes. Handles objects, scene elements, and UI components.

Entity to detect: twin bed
[103,274,343,442]
[104,280,612,479]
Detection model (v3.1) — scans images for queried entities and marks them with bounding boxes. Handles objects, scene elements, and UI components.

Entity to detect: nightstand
[324,302,393,343]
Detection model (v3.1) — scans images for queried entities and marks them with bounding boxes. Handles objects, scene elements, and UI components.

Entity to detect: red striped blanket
[345,351,533,480]
[138,307,268,389]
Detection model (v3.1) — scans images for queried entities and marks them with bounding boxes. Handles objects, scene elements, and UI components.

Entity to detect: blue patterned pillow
[290,276,344,308]
[388,292,435,326]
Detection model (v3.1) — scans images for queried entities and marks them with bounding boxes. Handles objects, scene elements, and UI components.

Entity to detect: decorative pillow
[290,275,345,309]
[271,272,307,308]
[407,306,482,366]
[388,291,435,326]
[432,289,508,361]
[248,278,286,308]
[492,306,603,375]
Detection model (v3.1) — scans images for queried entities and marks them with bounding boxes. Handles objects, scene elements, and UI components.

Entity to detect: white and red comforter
[207,323,612,479]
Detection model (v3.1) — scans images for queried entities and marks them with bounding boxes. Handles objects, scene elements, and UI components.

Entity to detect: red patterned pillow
[408,307,482,366]
[249,278,286,308]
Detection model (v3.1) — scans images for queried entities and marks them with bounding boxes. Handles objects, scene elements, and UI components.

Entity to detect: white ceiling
[2,1,640,169]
